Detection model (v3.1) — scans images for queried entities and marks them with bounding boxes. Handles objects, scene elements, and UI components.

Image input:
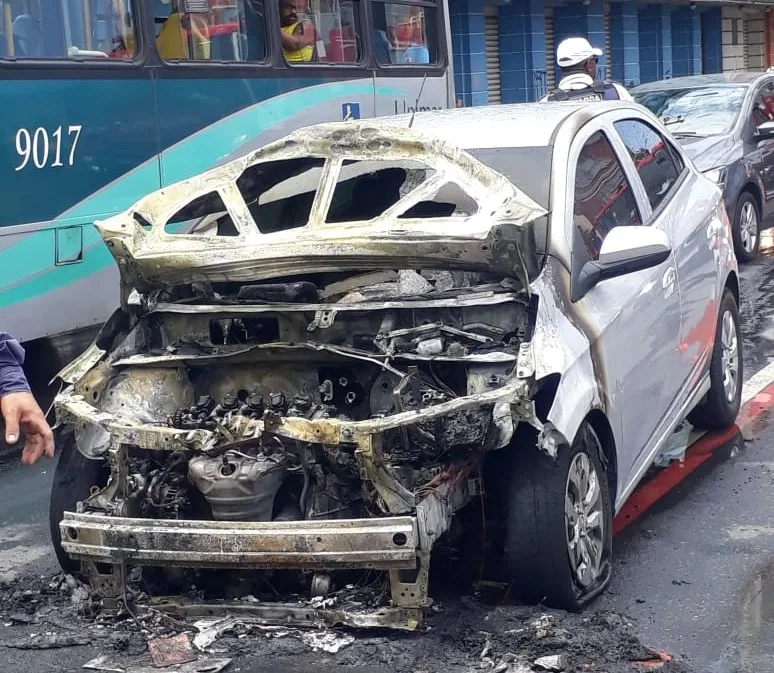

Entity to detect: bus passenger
[157,1,211,61]
[279,0,315,63]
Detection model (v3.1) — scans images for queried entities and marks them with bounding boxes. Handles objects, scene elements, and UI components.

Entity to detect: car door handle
[662,267,676,298]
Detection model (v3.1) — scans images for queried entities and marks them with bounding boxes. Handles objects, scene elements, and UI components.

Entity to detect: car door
[567,120,683,484]
[748,79,774,219]
[610,117,715,405]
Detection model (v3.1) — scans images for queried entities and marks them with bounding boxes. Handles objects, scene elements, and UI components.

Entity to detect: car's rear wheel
[732,192,760,263]
[503,422,613,611]
[49,428,109,576]
[688,289,743,430]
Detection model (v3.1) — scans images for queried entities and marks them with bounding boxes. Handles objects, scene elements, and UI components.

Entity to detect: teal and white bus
[0,0,453,364]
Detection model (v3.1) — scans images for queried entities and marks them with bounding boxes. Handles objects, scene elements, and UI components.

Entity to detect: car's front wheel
[732,192,760,263]
[49,428,109,576]
[688,289,743,430]
[503,422,613,611]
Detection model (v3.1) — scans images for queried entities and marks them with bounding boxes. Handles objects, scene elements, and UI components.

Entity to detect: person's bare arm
[281,19,315,51]
[0,333,54,465]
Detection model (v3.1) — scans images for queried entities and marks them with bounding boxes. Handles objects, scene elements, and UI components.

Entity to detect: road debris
[193,619,239,652]
[83,655,125,672]
[299,630,355,653]
[83,655,232,673]
[533,654,568,671]
[0,571,694,673]
[0,632,90,649]
[148,633,197,667]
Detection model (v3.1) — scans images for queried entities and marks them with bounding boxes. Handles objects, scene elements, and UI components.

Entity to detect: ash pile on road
[0,573,693,673]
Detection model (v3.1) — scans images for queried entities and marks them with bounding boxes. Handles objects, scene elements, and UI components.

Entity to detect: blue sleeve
[0,333,30,396]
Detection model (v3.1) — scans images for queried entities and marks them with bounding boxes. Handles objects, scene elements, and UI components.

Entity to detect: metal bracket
[307,309,337,331]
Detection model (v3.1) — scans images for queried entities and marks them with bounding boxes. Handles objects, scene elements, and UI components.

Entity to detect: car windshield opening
[633,86,747,136]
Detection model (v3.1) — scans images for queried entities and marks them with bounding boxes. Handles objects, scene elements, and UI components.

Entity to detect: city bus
[0,0,454,368]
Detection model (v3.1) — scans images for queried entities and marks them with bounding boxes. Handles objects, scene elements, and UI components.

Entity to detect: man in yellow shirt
[279,0,315,63]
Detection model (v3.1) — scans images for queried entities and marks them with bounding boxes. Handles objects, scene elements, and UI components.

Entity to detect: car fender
[527,260,620,458]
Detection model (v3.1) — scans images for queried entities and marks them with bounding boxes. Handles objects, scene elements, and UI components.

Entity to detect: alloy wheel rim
[565,452,605,588]
[740,201,758,254]
[721,309,739,403]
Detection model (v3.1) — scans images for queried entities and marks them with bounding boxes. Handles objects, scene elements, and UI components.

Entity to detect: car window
[573,131,642,265]
[614,119,682,213]
[751,82,774,128]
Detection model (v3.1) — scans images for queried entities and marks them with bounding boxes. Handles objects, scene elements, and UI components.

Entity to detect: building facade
[451,0,774,106]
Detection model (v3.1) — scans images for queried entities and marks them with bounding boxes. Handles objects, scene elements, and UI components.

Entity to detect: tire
[49,428,109,576]
[688,289,743,430]
[731,192,760,263]
[503,422,613,611]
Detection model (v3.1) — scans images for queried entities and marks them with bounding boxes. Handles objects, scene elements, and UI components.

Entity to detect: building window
[0,0,139,60]
[371,1,437,65]
[732,17,743,46]
[154,0,266,62]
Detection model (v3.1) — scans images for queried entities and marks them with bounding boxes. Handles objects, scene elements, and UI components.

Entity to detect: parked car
[632,73,774,262]
[49,101,741,629]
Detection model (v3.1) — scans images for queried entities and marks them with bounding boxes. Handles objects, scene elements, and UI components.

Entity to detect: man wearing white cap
[540,36,632,102]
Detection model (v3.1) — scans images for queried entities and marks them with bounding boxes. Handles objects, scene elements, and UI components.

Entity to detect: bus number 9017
[15,125,83,171]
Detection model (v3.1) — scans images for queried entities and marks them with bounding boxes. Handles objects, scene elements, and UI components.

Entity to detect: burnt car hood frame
[94,122,548,301]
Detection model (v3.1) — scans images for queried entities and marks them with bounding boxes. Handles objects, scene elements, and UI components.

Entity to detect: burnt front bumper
[60,512,418,570]
[61,511,430,630]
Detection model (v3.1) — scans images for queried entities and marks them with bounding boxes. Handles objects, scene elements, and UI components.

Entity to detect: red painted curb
[613,381,774,536]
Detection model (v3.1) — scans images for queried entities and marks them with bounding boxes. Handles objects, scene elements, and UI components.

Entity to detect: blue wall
[451,0,488,106]
[450,0,725,104]
[610,1,641,87]
[701,7,723,74]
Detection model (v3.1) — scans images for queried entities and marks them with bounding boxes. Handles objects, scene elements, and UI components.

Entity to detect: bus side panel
[153,75,384,185]
[152,75,449,187]
[0,76,159,343]
[374,75,448,116]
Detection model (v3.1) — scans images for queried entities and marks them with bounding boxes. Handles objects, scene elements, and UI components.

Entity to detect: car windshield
[633,85,748,136]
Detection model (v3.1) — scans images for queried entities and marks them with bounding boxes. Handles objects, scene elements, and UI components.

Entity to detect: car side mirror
[572,226,672,301]
[755,120,774,138]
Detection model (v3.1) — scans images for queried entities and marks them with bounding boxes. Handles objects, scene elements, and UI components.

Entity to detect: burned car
[50,102,741,629]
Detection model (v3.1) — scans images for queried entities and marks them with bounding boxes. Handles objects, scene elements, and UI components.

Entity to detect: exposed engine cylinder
[188,452,287,521]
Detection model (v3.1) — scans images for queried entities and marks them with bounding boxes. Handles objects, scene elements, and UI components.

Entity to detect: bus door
[0,0,160,344]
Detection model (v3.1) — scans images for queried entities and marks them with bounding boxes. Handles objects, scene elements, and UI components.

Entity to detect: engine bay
[56,268,538,626]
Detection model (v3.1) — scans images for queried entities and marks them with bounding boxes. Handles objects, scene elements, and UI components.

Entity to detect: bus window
[0,1,138,60]
[371,0,436,65]
[154,0,266,62]
[279,0,361,65]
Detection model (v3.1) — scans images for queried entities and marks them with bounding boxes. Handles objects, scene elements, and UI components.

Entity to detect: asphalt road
[5,238,774,672]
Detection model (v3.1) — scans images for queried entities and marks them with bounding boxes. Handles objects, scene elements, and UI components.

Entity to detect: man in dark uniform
[541,37,632,103]
[0,333,54,465]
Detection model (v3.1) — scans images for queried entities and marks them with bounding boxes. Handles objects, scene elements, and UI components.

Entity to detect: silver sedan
[50,100,741,627]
